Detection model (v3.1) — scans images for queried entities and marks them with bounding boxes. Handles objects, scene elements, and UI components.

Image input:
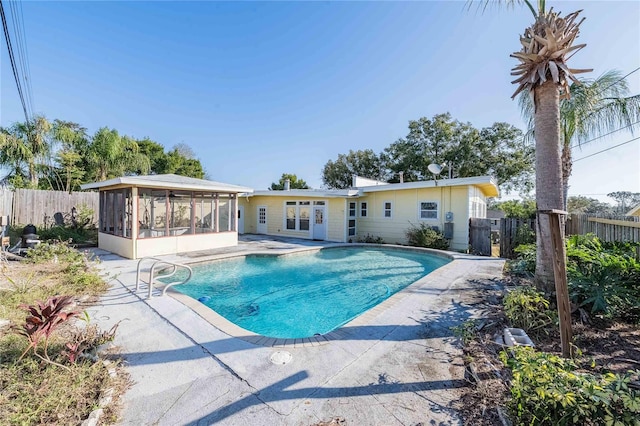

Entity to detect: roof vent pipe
[284,179,291,191]
[399,171,404,184]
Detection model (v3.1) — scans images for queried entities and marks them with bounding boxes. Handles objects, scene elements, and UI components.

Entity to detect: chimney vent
[399,171,404,183]
[284,179,291,191]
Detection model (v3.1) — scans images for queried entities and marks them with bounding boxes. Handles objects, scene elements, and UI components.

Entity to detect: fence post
[540,209,572,358]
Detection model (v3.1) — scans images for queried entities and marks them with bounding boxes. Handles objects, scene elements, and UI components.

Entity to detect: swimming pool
[173,247,450,339]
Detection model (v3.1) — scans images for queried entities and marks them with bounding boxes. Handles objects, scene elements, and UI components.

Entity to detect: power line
[8,0,34,116]
[570,120,640,149]
[0,0,29,122]
[573,136,640,162]
[597,66,640,95]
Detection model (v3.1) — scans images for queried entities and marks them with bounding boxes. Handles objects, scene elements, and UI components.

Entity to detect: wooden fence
[469,218,491,256]
[0,188,99,227]
[566,214,640,243]
[499,217,536,259]
[499,213,640,259]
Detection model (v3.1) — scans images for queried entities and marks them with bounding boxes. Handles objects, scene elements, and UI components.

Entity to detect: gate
[469,218,491,256]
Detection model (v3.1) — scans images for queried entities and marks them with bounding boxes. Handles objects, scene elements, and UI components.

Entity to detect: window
[100,188,132,238]
[137,189,236,238]
[420,201,438,220]
[300,204,310,231]
[383,201,393,218]
[348,202,356,218]
[285,201,313,231]
[348,219,356,236]
[360,202,368,217]
[286,201,296,230]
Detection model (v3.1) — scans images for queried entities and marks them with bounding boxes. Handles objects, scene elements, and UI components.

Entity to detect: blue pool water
[173,247,450,339]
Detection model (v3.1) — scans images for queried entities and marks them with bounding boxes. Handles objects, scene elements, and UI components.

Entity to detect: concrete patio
[86,235,505,425]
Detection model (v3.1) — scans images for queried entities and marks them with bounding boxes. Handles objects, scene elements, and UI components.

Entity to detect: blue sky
[1,1,638,203]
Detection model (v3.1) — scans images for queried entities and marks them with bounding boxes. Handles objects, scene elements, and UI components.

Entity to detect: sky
[1,1,639,204]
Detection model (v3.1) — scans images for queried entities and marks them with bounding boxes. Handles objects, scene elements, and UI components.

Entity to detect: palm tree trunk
[561,143,572,211]
[534,80,564,293]
[28,162,38,188]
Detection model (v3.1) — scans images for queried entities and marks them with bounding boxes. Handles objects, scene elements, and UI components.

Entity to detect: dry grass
[0,243,126,426]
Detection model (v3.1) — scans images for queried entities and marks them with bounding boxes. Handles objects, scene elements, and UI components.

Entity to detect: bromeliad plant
[17,295,80,369]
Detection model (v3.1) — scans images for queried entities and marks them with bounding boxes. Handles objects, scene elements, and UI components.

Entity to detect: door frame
[257,205,267,234]
[312,205,327,240]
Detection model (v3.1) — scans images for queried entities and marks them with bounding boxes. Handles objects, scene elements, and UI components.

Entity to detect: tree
[566,196,614,215]
[607,191,640,215]
[0,115,52,188]
[382,114,534,193]
[491,199,537,218]
[321,149,386,189]
[519,71,640,208]
[507,2,591,293]
[87,128,150,181]
[136,138,166,173]
[50,120,89,192]
[159,148,205,178]
[270,173,309,190]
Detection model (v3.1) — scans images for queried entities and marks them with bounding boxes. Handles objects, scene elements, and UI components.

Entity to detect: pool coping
[165,243,458,349]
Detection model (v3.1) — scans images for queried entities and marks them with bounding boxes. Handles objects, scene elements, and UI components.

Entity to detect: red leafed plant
[17,295,80,368]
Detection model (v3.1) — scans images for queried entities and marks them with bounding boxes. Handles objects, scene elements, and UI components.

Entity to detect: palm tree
[0,115,52,188]
[51,120,89,192]
[88,127,150,181]
[505,1,592,293]
[519,70,640,208]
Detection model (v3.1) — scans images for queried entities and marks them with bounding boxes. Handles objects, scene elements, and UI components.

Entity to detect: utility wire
[573,136,640,163]
[570,120,640,149]
[8,0,33,116]
[597,67,640,95]
[0,0,29,122]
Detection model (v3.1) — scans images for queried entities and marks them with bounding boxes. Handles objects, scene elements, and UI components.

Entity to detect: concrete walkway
[87,236,505,425]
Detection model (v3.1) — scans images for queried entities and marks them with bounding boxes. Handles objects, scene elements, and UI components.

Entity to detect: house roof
[358,176,500,198]
[250,189,360,198]
[247,176,499,199]
[80,174,253,193]
[627,204,640,217]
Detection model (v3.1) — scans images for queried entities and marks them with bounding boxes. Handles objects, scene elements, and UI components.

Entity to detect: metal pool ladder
[135,257,193,299]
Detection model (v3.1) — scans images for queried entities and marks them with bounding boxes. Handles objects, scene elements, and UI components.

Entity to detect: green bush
[405,223,449,250]
[566,234,640,321]
[38,226,97,244]
[506,243,536,276]
[506,235,640,321]
[357,234,385,244]
[503,286,556,334]
[501,347,640,425]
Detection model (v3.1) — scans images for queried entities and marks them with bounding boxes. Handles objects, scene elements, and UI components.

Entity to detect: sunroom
[81,174,252,259]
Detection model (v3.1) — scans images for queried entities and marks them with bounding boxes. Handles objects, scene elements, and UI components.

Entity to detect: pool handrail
[135,256,193,299]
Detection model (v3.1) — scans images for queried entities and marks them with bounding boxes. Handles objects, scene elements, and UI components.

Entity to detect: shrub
[26,240,85,264]
[501,347,640,425]
[405,223,449,250]
[451,319,477,346]
[503,286,556,335]
[506,243,536,276]
[357,234,385,244]
[566,234,640,321]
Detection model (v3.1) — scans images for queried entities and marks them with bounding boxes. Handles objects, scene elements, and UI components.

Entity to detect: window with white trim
[348,201,356,218]
[348,201,357,236]
[285,201,312,231]
[360,202,368,217]
[419,201,439,220]
[300,202,310,231]
[383,201,393,218]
